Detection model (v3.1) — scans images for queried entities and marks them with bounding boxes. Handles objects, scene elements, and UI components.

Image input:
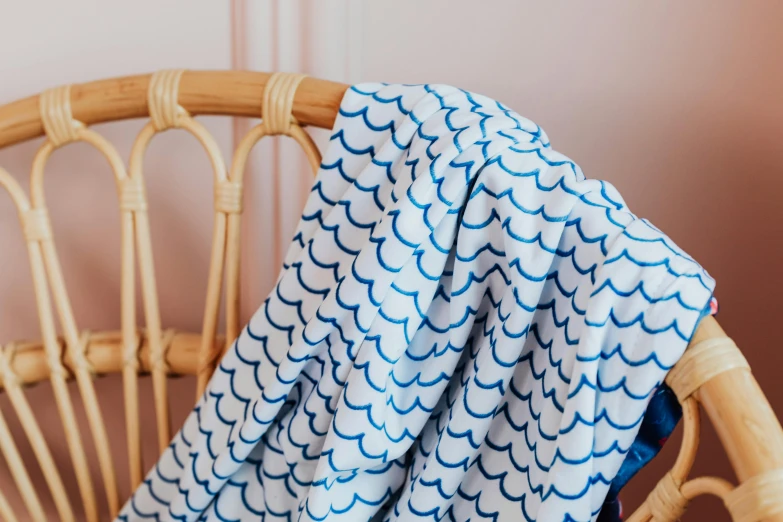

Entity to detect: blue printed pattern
[118,84,714,522]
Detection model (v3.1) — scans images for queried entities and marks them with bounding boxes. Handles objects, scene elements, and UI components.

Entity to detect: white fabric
[119,83,714,522]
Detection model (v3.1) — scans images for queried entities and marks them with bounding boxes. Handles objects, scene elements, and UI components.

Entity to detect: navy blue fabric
[597,384,681,521]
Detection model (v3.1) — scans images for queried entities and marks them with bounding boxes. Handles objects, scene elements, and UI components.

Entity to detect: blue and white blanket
[120,84,714,521]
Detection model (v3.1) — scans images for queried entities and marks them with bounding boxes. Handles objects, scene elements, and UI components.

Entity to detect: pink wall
[0,1,780,519]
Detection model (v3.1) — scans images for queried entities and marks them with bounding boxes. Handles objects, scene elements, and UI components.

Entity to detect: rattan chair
[0,70,780,522]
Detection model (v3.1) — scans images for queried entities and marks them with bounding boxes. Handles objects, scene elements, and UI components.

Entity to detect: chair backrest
[0,70,780,522]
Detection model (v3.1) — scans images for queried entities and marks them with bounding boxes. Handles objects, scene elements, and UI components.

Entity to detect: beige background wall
[0,1,780,519]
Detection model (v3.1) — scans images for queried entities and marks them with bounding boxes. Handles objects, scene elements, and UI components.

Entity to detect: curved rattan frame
[0,70,780,521]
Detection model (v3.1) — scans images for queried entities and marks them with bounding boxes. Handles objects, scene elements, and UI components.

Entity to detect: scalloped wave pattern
[118,83,714,522]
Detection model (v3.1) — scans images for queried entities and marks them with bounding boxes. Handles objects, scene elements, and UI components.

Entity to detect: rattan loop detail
[123,332,141,371]
[70,331,96,376]
[150,329,175,373]
[646,471,688,521]
[0,345,21,390]
[39,86,84,147]
[725,469,783,522]
[666,337,749,402]
[22,208,52,242]
[45,352,68,380]
[262,72,307,135]
[119,177,147,212]
[148,70,188,131]
[215,180,243,214]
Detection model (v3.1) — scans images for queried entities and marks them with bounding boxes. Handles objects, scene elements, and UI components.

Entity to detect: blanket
[119,83,714,522]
